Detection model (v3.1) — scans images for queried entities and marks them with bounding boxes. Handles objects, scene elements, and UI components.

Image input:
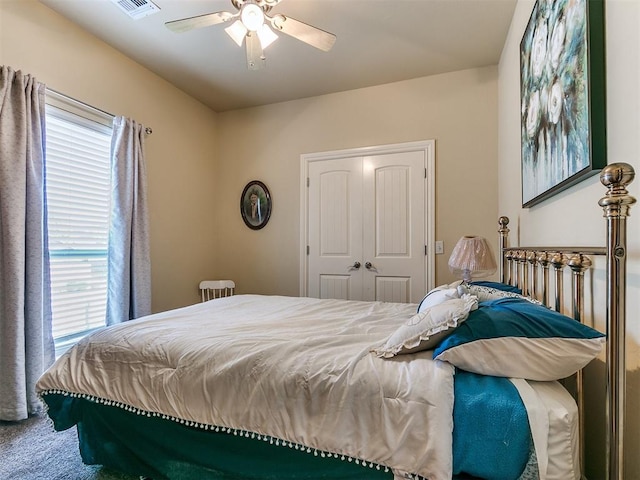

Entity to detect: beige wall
[215,67,499,295]
[0,0,220,312]
[498,0,640,477]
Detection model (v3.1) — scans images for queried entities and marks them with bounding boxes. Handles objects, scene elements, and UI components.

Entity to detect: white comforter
[37,295,455,480]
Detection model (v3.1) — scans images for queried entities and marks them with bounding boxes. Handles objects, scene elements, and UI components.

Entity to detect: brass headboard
[497,163,635,480]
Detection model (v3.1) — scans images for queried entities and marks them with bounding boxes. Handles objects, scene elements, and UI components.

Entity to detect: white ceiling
[39,0,517,112]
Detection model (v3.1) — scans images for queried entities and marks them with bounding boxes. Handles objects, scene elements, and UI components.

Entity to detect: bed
[36,162,635,480]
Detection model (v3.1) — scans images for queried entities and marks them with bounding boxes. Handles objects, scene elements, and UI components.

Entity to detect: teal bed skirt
[42,370,532,480]
[44,393,392,480]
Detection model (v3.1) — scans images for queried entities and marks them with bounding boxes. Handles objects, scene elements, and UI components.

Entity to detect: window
[45,92,113,356]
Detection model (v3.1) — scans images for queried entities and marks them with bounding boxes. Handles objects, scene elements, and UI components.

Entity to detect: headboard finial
[599,163,636,218]
[497,217,510,284]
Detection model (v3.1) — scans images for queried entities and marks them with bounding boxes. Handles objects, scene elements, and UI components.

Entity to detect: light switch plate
[435,240,444,254]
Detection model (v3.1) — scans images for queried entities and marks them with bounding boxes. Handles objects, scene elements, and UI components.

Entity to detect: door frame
[299,140,436,297]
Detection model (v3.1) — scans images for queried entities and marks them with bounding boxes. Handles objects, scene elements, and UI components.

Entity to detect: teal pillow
[433,297,605,381]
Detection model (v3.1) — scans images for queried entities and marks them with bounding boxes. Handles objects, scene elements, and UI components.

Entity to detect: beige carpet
[0,414,139,480]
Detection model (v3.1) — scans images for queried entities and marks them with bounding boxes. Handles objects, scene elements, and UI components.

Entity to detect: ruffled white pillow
[375,294,478,358]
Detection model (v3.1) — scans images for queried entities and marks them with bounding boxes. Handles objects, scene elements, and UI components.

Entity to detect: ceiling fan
[165,0,336,70]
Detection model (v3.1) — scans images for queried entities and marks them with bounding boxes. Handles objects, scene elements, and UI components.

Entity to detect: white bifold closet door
[307,150,426,303]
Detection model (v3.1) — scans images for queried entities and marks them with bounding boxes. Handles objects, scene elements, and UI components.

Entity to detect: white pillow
[416,281,463,313]
[375,294,478,358]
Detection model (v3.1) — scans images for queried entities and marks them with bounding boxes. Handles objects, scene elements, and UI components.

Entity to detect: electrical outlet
[435,240,444,254]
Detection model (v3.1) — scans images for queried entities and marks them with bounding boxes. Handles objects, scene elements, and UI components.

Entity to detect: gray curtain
[0,66,54,421]
[106,116,151,325]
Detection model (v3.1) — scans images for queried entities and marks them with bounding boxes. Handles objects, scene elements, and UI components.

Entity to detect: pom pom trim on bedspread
[39,389,430,480]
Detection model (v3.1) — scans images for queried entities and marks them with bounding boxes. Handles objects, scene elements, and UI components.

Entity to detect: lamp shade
[448,236,497,283]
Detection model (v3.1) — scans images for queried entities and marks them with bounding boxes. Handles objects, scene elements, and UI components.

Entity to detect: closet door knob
[351,261,361,269]
[365,262,373,270]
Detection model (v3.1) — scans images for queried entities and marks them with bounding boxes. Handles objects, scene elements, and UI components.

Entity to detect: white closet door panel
[308,158,363,299]
[375,276,411,303]
[319,171,350,255]
[374,165,410,256]
[363,151,425,303]
[319,275,351,300]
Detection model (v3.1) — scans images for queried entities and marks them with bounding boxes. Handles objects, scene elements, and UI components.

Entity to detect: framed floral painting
[520,0,606,207]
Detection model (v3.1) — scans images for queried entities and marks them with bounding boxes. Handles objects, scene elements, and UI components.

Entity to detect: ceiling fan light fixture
[166,0,336,70]
[225,20,248,46]
[240,3,264,31]
[257,24,278,49]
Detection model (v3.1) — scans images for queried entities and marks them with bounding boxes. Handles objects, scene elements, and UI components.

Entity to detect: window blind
[45,102,113,343]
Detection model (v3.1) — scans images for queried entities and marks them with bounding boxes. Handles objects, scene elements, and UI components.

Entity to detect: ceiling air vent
[110,0,160,20]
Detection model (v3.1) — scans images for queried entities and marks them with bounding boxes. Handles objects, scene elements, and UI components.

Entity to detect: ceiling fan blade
[246,32,266,70]
[268,14,336,52]
[165,11,236,33]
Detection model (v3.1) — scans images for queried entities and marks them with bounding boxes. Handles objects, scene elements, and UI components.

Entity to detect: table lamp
[448,236,497,284]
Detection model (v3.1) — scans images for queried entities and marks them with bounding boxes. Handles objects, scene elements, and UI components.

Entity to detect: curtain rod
[45,87,153,135]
